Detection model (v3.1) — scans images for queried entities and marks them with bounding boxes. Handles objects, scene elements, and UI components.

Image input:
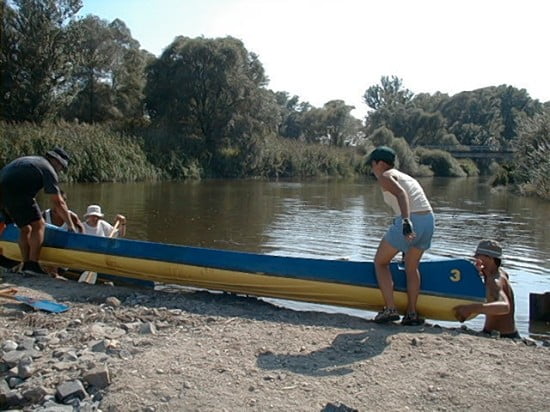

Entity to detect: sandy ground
[0,269,549,411]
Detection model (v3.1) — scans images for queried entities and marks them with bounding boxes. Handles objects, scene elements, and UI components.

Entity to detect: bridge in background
[421,145,516,159]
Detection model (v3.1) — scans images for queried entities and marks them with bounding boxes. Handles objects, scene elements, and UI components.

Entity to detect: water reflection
[59,177,549,338]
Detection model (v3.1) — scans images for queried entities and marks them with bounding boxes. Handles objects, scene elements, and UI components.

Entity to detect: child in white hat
[83,205,126,237]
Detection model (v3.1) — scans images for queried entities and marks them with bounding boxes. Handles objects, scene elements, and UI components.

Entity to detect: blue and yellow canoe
[0,224,485,321]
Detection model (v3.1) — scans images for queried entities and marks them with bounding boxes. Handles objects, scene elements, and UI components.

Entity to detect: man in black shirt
[0,147,76,276]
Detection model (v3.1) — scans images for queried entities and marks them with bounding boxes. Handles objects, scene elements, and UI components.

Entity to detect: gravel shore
[1,270,549,411]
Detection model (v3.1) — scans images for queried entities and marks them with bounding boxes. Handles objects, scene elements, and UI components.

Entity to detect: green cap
[367,146,396,164]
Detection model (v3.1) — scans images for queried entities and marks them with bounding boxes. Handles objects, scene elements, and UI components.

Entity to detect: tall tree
[63,16,149,122]
[320,100,361,147]
[0,0,82,122]
[144,36,279,172]
[363,75,413,111]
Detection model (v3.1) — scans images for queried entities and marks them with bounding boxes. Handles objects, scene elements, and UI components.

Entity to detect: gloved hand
[402,218,414,236]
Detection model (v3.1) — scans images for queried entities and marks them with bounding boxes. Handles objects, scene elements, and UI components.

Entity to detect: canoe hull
[0,225,485,321]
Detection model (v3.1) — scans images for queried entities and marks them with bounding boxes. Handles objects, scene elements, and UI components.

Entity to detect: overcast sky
[80,0,550,118]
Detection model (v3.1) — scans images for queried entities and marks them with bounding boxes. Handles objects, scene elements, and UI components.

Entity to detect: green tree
[63,16,149,122]
[274,91,309,139]
[321,100,362,147]
[144,36,279,174]
[0,0,82,122]
[363,75,413,111]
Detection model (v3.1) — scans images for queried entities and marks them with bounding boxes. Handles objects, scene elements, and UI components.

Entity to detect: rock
[89,323,107,339]
[83,366,111,389]
[105,296,121,307]
[90,340,109,353]
[122,321,143,332]
[18,336,37,351]
[4,390,25,407]
[2,340,18,352]
[139,322,157,335]
[7,376,25,388]
[38,399,74,411]
[522,337,537,347]
[0,379,11,407]
[22,385,48,403]
[321,402,358,412]
[2,349,40,367]
[56,379,88,403]
[17,364,33,379]
[2,349,27,367]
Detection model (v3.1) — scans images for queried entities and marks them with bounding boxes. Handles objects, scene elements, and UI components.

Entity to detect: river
[62,177,550,339]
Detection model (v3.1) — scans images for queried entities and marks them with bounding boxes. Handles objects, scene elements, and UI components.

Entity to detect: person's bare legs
[403,246,425,313]
[374,238,399,308]
[18,224,32,262]
[18,219,45,262]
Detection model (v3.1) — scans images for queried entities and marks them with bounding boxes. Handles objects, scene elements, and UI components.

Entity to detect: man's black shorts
[0,194,42,227]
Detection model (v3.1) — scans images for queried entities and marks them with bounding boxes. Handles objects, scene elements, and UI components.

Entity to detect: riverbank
[1,270,549,411]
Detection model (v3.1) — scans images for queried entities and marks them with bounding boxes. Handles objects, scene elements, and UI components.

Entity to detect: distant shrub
[369,126,394,146]
[512,111,550,199]
[415,148,466,177]
[390,138,418,176]
[458,158,480,176]
[255,137,361,178]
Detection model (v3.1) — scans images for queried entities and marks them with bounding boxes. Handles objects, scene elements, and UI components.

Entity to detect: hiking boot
[401,312,425,326]
[374,307,400,323]
[0,255,20,270]
[22,261,49,277]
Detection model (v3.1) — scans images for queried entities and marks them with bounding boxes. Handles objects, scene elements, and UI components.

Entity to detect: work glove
[402,218,414,236]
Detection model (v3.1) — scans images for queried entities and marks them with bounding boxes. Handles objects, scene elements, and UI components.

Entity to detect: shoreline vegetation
[1,1,549,199]
[1,120,549,201]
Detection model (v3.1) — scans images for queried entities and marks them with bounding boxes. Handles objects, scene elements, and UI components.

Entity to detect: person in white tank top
[83,204,127,238]
[367,146,435,326]
[42,191,84,233]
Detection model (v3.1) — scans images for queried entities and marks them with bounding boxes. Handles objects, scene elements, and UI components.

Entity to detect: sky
[79,0,550,119]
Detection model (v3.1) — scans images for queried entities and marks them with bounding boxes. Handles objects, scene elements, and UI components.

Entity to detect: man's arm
[378,172,415,240]
[454,289,511,322]
[50,193,76,232]
[69,211,85,233]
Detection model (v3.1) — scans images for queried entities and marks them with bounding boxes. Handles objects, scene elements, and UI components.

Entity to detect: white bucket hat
[84,205,104,218]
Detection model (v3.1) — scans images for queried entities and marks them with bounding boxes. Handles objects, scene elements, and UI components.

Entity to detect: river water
[62,177,550,339]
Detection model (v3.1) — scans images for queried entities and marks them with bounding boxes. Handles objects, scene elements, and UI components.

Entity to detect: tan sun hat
[84,205,104,218]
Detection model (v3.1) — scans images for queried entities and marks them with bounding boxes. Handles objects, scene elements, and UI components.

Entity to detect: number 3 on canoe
[449,269,461,282]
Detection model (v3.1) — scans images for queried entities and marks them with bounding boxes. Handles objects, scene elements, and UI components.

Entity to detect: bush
[0,121,160,182]
[255,137,361,178]
[458,158,480,176]
[512,111,550,199]
[415,148,466,177]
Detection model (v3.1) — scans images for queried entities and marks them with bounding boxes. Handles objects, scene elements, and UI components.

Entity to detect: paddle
[0,288,69,313]
[78,220,121,285]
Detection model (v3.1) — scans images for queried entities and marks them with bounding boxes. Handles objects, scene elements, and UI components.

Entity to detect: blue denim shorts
[384,212,435,252]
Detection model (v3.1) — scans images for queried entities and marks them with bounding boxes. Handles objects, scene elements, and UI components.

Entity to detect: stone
[139,322,157,335]
[4,390,25,407]
[22,385,48,403]
[56,380,88,402]
[18,336,37,351]
[83,366,111,389]
[2,349,27,367]
[90,340,109,353]
[2,340,18,352]
[105,296,121,307]
[7,376,25,389]
[17,364,33,379]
